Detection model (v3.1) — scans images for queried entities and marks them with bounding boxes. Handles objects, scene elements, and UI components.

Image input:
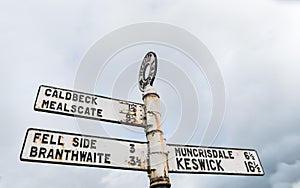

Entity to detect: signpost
[34,85,146,127]
[167,144,264,175]
[20,128,148,171]
[21,51,264,188]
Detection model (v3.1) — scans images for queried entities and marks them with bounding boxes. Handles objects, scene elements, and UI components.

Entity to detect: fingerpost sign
[20,128,148,171]
[20,52,264,188]
[167,144,264,175]
[34,85,146,127]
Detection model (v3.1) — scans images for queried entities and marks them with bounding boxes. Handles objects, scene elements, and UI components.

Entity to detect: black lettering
[216,160,224,171]
[175,148,181,157]
[129,104,135,111]
[93,152,97,163]
[198,149,205,158]
[207,150,212,158]
[222,151,229,159]
[33,133,41,143]
[45,88,52,96]
[30,146,38,157]
[79,95,84,103]
[63,103,69,112]
[79,138,83,147]
[71,105,76,113]
[58,136,64,146]
[184,158,191,170]
[41,134,49,144]
[105,153,111,164]
[58,91,64,99]
[78,106,84,114]
[92,97,97,105]
[97,153,104,163]
[218,150,224,158]
[129,144,135,153]
[212,150,218,158]
[47,148,54,159]
[45,89,51,97]
[49,135,56,145]
[225,150,231,159]
[65,92,72,100]
[192,159,199,170]
[90,108,96,116]
[72,137,79,147]
[91,139,96,149]
[176,158,185,170]
[97,109,102,117]
[82,138,90,148]
[85,96,91,103]
[193,149,198,157]
[129,156,136,165]
[198,159,206,170]
[49,101,56,110]
[38,147,47,158]
[209,160,216,171]
[52,90,58,98]
[84,107,90,115]
[41,100,49,108]
[181,148,187,156]
[71,150,78,161]
[228,151,234,159]
[57,102,62,111]
[64,149,71,160]
[55,149,63,160]
[206,159,210,170]
[186,148,193,157]
[73,93,78,102]
[80,151,87,162]
[86,152,93,162]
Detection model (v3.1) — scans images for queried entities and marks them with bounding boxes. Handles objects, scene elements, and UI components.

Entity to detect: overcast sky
[1,0,300,188]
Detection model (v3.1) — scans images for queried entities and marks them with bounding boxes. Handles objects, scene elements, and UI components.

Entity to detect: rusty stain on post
[143,85,171,188]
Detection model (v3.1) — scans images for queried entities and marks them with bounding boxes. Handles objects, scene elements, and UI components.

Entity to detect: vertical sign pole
[143,86,171,188]
[139,52,170,187]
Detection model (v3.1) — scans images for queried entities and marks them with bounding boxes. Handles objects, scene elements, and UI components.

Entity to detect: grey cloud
[270,161,300,188]
[1,0,300,188]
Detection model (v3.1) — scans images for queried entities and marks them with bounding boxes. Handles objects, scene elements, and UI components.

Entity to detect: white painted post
[143,85,170,188]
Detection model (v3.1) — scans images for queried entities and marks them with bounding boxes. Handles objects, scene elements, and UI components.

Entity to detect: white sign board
[20,128,148,171]
[167,144,264,175]
[34,85,146,127]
